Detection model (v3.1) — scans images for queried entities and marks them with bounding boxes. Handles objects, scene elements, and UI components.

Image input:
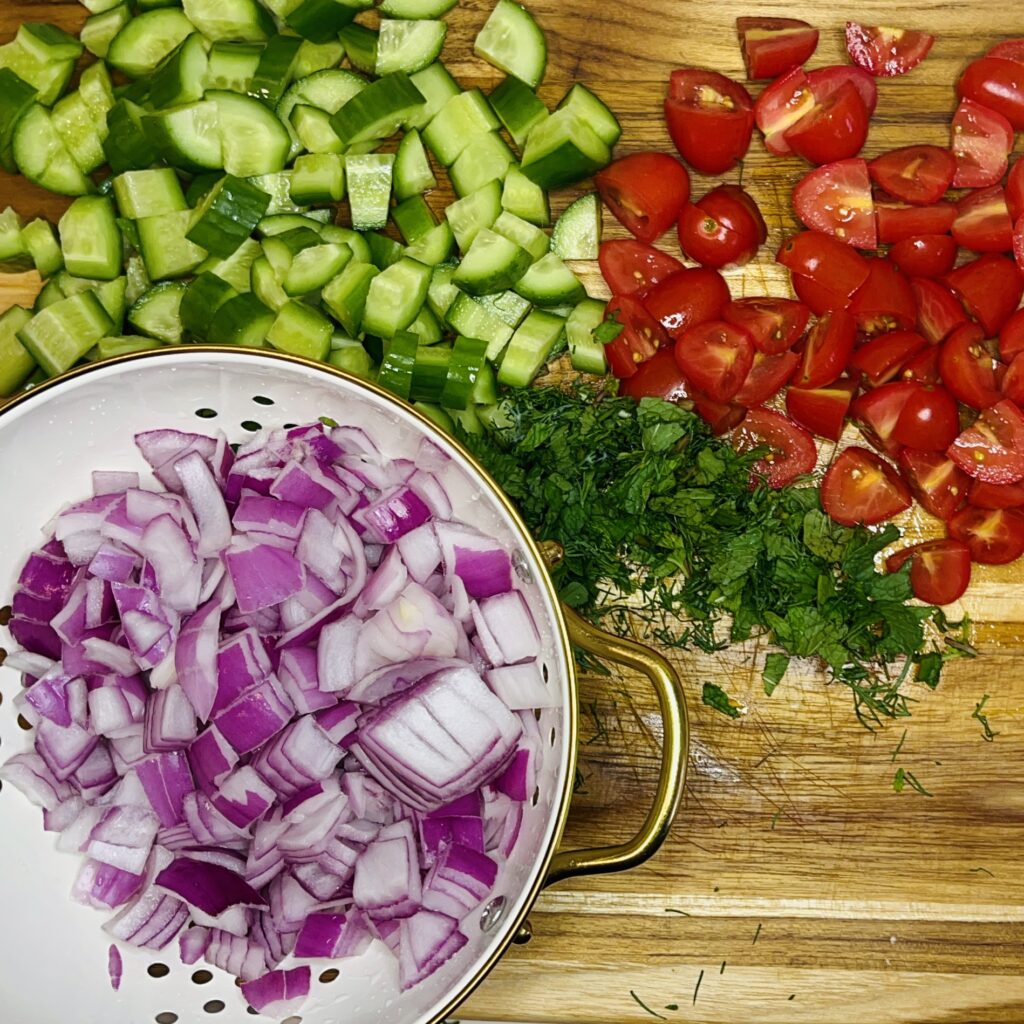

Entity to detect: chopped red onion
[108,943,123,991]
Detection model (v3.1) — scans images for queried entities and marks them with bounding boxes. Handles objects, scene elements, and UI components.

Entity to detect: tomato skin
[845,22,935,77]
[947,399,1024,484]
[938,323,1002,410]
[821,446,913,526]
[642,267,731,342]
[594,153,690,245]
[732,407,817,488]
[958,57,1024,130]
[723,297,810,355]
[736,17,819,80]
[785,379,857,440]
[847,258,917,336]
[897,448,970,520]
[792,158,877,249]
[784,81,869,165]
[951,98,1014,189]
[909,278,969,344]
[603,295,670,379]
[886,540,972,605]
[690,390,747,434]
[790,273,852,316]
[875,202,956,244]
[598,240,684,298]
[851,381,919,455]
[776,230,871,296]
[1003,352,1024,405]
[754,67,816,156]
[969,477,1024,509]
[998,306,1024,362]
[849,330,928,387]
[900,344,942,385]
[619,347,692,403]
[665,69,755,175]
[944,254,1024,335]
[868,145,956,206]
[733,349,801,407]
[892,384,961,451]
[678,184,766,269]
[806,65,878,115]
[673,320,755,402]
[948,505,1024,564]
[889,234,958,278]
[952,186,1013,253]
[1007,159,1024,221]
[792,310,857,389]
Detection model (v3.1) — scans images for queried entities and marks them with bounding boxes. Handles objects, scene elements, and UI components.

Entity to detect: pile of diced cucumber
[0,0,618,431]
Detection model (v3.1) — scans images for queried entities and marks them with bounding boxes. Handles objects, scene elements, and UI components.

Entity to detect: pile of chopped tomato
[593,19,1024,607]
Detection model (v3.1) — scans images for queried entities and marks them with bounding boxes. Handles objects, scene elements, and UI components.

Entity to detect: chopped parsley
[592,309,624,345]
[972,694,998,742]
[702,681,743,718]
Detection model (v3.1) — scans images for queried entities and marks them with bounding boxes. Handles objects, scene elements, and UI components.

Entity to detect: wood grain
[4,3,1024,1023]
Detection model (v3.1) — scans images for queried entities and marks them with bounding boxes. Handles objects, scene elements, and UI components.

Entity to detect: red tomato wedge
[847,258,917,336]
[875,201,956,243]
[619,347,692,403]
[1003,352,1024,405]
[732,408,817,488]
[851,381,916,456]
[723,297,810,354]
[792,158,877,248]
[665,69,755,175]
[690,390,747,435]
[678,184,766,269]
[594,153,690,245]
[1007,159,1024,221]
[897,448,969,520]
[754,67,816,156]
[892,384,960,451]
[1014,213,1024,277]
[733,350,801,407]
[952,186,1013,253]
[944,254,1024,336]
[806,65,878,116]
[849,330,928,387]
[999,307,1024,362]
[642,267,731,341]
[886,540,972,605]
[900,345,942,385]
[784,80,869,165]
[889,234,958,278]
[939,323,1003,410]
[988,39,1024,63]
[790,273,853,316]
[736,17,819,80]
[777,230,870,296]
[909,278,968,344]
[598,240,683,297]
[947,399,1024,484]
[792,310,857,389]
[868,145,956,206]
[603,295,670,379]
[786,379,857,441]
[969,478,1024,509]
[673,320,755,402]
[821,446,912,526]
[958,57,1024,130]
[845,22,935,77]
[951,98,1014,189]
[949,505,1024,564]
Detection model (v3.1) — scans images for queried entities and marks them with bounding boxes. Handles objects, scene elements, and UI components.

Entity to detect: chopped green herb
[629,989,666,1020]
[702,681,743,719]
[891,728,907,762]
[788,994,796,1001]
[893,767,933,796]
[720,961,727,974]
[770,809,781,830]
[972,694,999,742]
[752,922,762,944]
[592,309,623,345]
[762,652,789,696]
[664,908,690,916]
[664,1004,679,1012]
[692,969,704,1006]
[970,866,995,877]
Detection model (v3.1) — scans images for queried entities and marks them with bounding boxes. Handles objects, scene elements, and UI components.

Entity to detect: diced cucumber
[445,180,502,252]
[0,68,37,174]
[492,211,549,261]
[290,153,346,204]
[107,9,194,79]
[294,39,347,78]
[328,336,375,379]
[285,242,352,296]
[13,105,93,197]
[565,297,608,375]
[249,35,303,107]
[96,335,163,359]
[35,280,66,311]
[346,153,395,231]
[208,292,275,347]
[251,255,289,310]
[423,89,499,166]
[286,0,371,45]
[180,272,238,337]
[476,288,531,328]
[83,0,125,15]
[82,6,132,60]
[56,274,127,332]
[445,291,513,361]
[18,291,114,376]
[330,71,425,148]
[520,108,611,190]
[449,132,515,196]
[182,0,273,43]
[376,20,447,77]
[0,306,36,396]
[201,236,261,293]
[339,24,379,76]
[80,62,116,121]
[263,226,321,278]
[249,172,307,215]
[127,280,187,343]
[367,230,405,270]
[188,175,272,258]
[138,210,207,280]
[278,68,368,159]
[363,257,431,337]
[0,32,75,107]
[439,334,488,409]
[149,33,209,110]
[394,129,437,201]
[551,192,602,260]
[488,76,548,147]
[143,100,223,173]
[22,219,64,278]
[379,0,457,16]
[266,300,333,360]
[205,42,261,92]
[410,343,452,403]
[514,251,586,306]
[453,228,531,296]
[0,207,31,273]
[393,195,437,244]
[474,0,547,89]
[405,62,460,130]
[427,263,460,319]
[104,99,160,174]
[406,305,444,344]
[58,197,122,281]
[290,105,343,154]
[52,90,108,174]
[498,309,565,387]
[17,23,82,63]
[473,360,499,405]
[557,84,622,147]
[318,226,372,263]
[404,221,454,266]
[125,253,152,305]
[322,261,379,335]
[209,91,291,177]
[113,169,188,219]
[377,331,419,399]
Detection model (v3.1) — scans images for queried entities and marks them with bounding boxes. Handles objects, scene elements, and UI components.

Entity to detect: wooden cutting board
[3,2,1024,1022]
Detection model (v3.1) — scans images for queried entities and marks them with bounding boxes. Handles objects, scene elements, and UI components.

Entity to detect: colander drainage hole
[191,970,213,985]
[247,1008,259,1016]
[0,648,6,668]
[531,786,540,807]
[549,727,556,748]
[17,714,32,731]
[155,1014,178,1024]
[0,604,11,625]
[203,999,225,1014]
[252,395,275,406]
[147,963,170,978]
[194,408,218,420]
[318,969,340,984]
[282,1016,303,1024]
[240,420,262,432]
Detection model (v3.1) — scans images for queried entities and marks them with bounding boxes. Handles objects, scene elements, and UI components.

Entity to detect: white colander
[0,348,687,1024]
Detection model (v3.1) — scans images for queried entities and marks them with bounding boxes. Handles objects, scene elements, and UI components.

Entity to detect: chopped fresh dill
[692,969,704,1006]
[972,695,998,742]
[629,989,666,1020]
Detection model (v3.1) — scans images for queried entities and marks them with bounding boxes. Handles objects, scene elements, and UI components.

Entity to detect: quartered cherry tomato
[851,381,917,455]
[900,344,943,385]
[868,145,956,205]
[690,390,747,435]
[849,330,928,387]
[944,254,1024,335]
[784,81,869,165]
[673,320,755,402]
[909,277,969,344]
[949,505,1024,564]
[790,273,854,316]
[736,16,819,80]
[665,69,755,175]
[603,295,670,379]
[952,186,1013,253]
[733,350,801,407]
[732,407,817,488]
[598,240,684,297]
[785,379,857,441]
[821,446,913,526]
[999,307,1024,362]
[847,258,917,335]
[947,399,1024,484]
[886,540,972,605]
[806,65,878,115]
[969,477,1024,509]
[776,230,870,297]
[951,98,1014,189]
[845,22,935,77]
[892,384,960,451]
[897,448,969,520]
[939,323,1003,409]
[595,153,691,244]
[792,310,857,389]
[792,158,877,248]
[723,297,811,354]
[958,57,1024,130]
[1003,352,1024,404]
[678,184,767,269]
[754,67,816,156]
[875,201,956,243]
[1007,159,1024,220]
[889,234,958,278]
[642,267,731,341]
[619,347,692,402]
[1014,213,1024,277]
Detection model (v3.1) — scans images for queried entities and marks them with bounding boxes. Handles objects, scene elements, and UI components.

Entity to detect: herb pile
[459,385,970,726]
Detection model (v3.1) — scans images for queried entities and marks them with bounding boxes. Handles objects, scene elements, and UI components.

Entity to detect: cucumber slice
[0,306,36,397]
[205,42,262,92]
[79,62,116,121]
[339,24,379,76]
[285,242,352,296]
[488,76,548,147]
[474,0,547,89]
[83,0,124,14]
[427,264,459,320]
[520,108,611,190]
[318,226,371,263]
[17,23,82,63]
[392,195,437,244]
[0,33,75,106]
[439,334,488,409]
[104,99,160,174]
[52,90,108,174]
[346,153,395,231]
[128,280,187,343]
[423,89,499,166]
[330,72,425,148]
[143,100,223,173]
[82,6,131,59]
[328,337,375,379]
[498,308,565,387]
[453,229,531,296]
[290,153,346,204]
[476,288,531,329]
[262,227,321,279]
[376,20,447,77]
[208,292,275,347]
[22,219,64,278]
[294,39,347,78]
[251,255,289,310]
[290,105,343,154]
[125,253,152,305]
[35,280,67,311]
[188,175,271,258]
[551,192,602,260]
[182,0,273,43]
[394,129,437,202]
[58,197,122,281]
[266,300,333,360]
[380,0,457,16]
[404,221,454,266]
[249,172,307,215]
[18,291,114,376]
[363,257,431,337]
[0,68,37,174]
[180,272,239,337]
[513,252,586,306]
[445,179,502,252]
[96,335,164,359]
[56,274,127,331]
[249,35,303,107]
[0,208,30,273]
[501,165,550,226]
[556,84,622,148]
[286,0,370,45]
[13,105,93,197]
[209,91,291,177]
[107,9,194,79]
[410,343,452,403]
[492,211,549,261]
[149,33,209,110]
[322,261,379,335]
[405,62,460,130]
[406,305,443,344]
[138,210,208,280]
[278,68,368,159]
[200,236,261,293]
[445,292,513,362]
[565,297,608,375]
[449,132,515,197]
[367,231,405,270]
[113,168,188,219]
[378,330,418,399]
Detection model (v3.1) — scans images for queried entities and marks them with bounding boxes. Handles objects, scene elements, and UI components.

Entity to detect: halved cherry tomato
[938,323,1003,410]
[949,505,1024,564]
[736,17,819,80]
[909,278,969,344]
[678,184,766,269]
[806,65,878,116]
[969,477,1024,509]
[889,234,958,278]
[999,307,1024,362]
[900,344,942,385]
[821,446,912,526]
[886,540,971,605]
[944,254,1024,335]
[792,158,877,248]
[733,349,801,407]
[951,98,1014,189]
[988,39,1024,64]
[792,310,857,389]
[952,186,1013,253]
[642,267,731,341]
[723,297,811,354]
[784,81,869,165]
[673,320,755,402]
[754,67,815,156]
[1014,213,1024,276]
[847,258,917,336]
[790,274,854,316]
[665,69,755,175]
[845,22,935,77]
[852,381,917,455]
[875,201,956,243]
[897,448,969,520]
[777,230,871,297]
[947,399,1024,484]
[849,330,928,387]
[892,384,960,451]
[1003,352,1024,405]
[598,240,684,297]
[868,145,956,205]
[1007,159,1024,221]
[690,390,747,435]
[958,57,1024,130]
[785,379,857,440]
[603,295,670,379]
[619,347,692,403]
[595,153,691,245]
[732,407,817,488]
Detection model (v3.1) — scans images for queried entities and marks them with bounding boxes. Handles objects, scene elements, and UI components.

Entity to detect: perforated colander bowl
[0,348,687,1024]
